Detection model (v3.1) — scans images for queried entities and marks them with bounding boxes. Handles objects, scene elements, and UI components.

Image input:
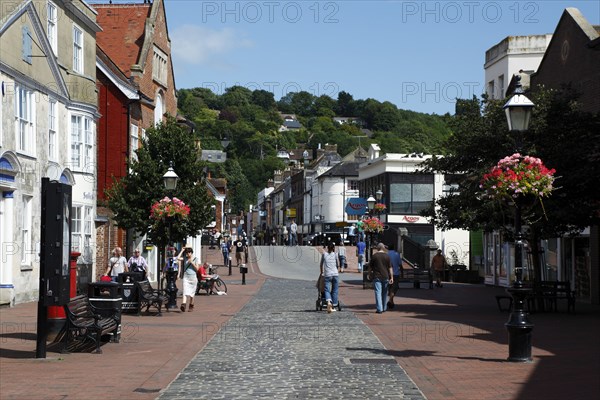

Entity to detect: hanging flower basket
[150,197,190,220]
[373,203,387,214]
[363,217,384,233]
[480,153,556,201]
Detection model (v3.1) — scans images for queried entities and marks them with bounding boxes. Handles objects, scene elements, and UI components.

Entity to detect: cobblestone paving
[158,279,426,400]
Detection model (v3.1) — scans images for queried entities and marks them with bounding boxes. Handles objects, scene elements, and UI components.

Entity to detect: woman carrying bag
[178,247,198,312]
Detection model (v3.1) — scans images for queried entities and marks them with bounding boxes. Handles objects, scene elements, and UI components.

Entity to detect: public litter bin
[88,281,122,342]
[119,272,144,313]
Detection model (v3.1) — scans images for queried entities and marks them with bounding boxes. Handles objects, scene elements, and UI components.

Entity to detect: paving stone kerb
[158,279,426,400]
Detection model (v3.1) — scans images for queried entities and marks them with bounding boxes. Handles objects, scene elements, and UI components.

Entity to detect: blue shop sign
[346,198,367,216]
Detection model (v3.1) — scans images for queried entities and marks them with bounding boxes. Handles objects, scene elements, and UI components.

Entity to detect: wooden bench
[399,268,433,289]
[61,295,119,353]
[136,280,168,316]
[528,280,575,313]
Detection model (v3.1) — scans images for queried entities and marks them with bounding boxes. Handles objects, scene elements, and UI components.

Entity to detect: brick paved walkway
[0,245,598,400]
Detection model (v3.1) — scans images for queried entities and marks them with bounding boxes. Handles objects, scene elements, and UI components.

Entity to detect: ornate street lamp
[503,75,535,362]
[163,162,179,191]
[162,162,179,308]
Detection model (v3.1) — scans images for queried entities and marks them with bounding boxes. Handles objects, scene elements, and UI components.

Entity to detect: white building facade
[358,146,470,267]
[484,35,552,99]
[0,0,100,305]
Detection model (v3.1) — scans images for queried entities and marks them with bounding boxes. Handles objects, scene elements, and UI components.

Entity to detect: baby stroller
[315,275,342,311]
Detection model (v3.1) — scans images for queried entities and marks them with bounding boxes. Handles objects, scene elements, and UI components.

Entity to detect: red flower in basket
[480,153,556,201]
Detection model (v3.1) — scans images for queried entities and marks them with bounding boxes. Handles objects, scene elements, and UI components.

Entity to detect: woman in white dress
[178,247,198,312]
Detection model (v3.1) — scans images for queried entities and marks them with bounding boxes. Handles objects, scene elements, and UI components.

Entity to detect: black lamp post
[503,76,535,362]
[163,162,179,309]
[363,190,384,289]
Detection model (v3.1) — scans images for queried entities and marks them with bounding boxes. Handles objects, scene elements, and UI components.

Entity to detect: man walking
[367,243,393,314]
[387,244,401,309]
[289,219,298,246]
[356,238,366,272]
[431,249,448,288]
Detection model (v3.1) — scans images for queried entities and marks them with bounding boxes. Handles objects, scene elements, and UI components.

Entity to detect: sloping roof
[96,45,139,99]
[283,120,302,129]
[94,3,151,76]
[324,161,359,178]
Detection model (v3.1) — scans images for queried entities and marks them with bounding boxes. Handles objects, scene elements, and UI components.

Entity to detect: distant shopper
[347,224,357,246]
[221,240,230,267]
[106,247,127,282]
[337,242,347,272]
[367,243,393,314]
[234,237,246,266]
[320,243,341,313]
[178,247,198,312]
[289,219,298,246]
[431,249,448,288]
[387,244,402,309]
[356,218,365,242]
[356,239,366,272]
[127,248,148,278]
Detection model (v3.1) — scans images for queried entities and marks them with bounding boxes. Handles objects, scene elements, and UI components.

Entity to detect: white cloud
[171,25,253,67]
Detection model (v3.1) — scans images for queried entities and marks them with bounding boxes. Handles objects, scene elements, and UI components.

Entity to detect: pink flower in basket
[150,197,190,220]
[480,153,556,200]
[363,217,384,233]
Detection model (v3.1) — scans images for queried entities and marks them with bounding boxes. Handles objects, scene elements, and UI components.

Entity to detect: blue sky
[160,1,600,115]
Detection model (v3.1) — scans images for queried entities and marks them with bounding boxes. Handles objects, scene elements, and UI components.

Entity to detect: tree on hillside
[105,117,214,247]
[222,85,252,107]
[252,89,277,110]
[336,91,355,116]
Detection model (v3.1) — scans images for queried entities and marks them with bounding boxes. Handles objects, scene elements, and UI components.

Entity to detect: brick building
[93,0,178,280]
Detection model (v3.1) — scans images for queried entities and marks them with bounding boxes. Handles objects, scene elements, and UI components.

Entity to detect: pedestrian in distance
[282,225,288,246]
[431,249,448,288]
[320,242,340,313]
[347,223,357,246]
[234,236,245,266]
[221,239,230,267]
[356,218,365,242]
[106,247,128,282]
[367,242,393,314]
[289,219,298,246]
[356,239,366,272]
[178,247,198,312]
[127,248,148,279]
[337,241,347,273]
[387,244,402,309]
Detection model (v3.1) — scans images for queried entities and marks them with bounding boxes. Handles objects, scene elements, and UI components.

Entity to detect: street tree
[421,88,600,279]
[105,117,214,249]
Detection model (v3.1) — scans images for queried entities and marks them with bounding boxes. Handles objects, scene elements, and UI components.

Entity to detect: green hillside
[177,86,452,210]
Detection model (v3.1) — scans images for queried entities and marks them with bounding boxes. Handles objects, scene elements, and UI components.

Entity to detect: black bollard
[240,264,248,285]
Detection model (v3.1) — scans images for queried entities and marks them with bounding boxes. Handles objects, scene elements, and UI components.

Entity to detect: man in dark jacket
[367,243,394,314]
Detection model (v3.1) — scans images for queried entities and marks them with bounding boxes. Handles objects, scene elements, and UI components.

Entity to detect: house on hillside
[278,114,302,132]
[0,0,101,305]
